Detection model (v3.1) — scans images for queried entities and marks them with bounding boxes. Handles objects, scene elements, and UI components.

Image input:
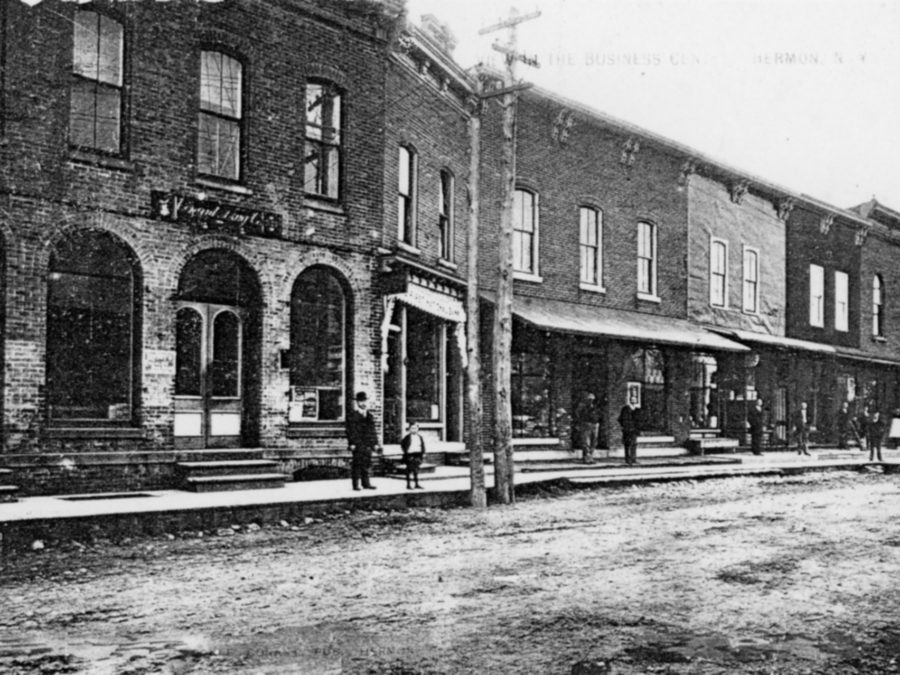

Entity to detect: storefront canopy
[484,293,749,352]
[834,346,900,367]
[711,328,836,355]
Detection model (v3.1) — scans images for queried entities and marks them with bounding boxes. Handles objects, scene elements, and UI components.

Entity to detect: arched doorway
[174,250,261,449]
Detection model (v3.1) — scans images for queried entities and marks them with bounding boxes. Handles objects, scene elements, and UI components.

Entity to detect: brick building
[0,0,410,493]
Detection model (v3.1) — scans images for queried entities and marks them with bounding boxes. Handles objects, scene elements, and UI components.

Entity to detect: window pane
[175,308,203,396]
[69,83,96,148]
[290,269,346,421]
[835,271,849,331]
[398,147,410,193]
[211,311,241,397]
[97,14,123,86]
[73,11,99,79]
[95,86,121,153]
[47,233,133,421]
[201,51,241,118]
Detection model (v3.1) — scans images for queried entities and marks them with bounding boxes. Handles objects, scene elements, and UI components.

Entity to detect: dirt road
[3,469,900,674]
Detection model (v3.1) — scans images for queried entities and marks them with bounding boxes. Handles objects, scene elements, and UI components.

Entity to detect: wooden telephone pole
[479,7,540,505]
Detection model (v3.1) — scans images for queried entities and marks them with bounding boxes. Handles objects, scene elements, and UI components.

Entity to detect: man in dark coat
[345,391,380,491]
[748,398,765,455]
[836,401,853,449]
[792,400,812,456]
[868,410,886,462]
[574,392,601,464]
[618,392,640,466]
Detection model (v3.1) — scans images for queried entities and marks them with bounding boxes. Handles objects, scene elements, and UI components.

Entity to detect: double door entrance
[174,302,245,449]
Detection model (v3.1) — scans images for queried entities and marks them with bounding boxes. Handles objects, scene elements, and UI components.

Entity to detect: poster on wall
[288,387,318,422]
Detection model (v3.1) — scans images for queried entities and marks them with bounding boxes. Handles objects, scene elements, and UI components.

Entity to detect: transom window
[304,81,342,200]
[398,146,417,246]
[71,10,124,154]
[809,264,825,327]
[710,239,727,307]
[439,169,454,261]
[873,275,884,337]
[579,207,602,287]
[47,231,138,423]
[835,270,849,332]
[198,50,242,180]
[513,189,538,275]
[289,267,347,422]
[637,221,657,297]
[743,248,759,313]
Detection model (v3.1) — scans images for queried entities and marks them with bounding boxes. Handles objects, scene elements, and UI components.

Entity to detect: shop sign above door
[151,191,282,239]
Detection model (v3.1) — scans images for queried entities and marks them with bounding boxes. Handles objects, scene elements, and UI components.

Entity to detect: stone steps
[175,452,287,492]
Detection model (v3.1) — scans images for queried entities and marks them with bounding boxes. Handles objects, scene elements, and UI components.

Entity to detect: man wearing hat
[345,391,380,490]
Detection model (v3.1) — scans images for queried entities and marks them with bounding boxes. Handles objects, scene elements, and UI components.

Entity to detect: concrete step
[176,459,281,477]
[608,446,690,458]
[637,435,678,448]
[184,473,287,492]
[0,485,19,503]
[685,437,741,455]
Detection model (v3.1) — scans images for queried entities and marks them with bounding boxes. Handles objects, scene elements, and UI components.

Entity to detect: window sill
[437,258,458,270]
[579,282,606,294]
[636,292,661,303]
[710,303,729,311]
[514,271,543,283]
[69,149,135,172]
[742,308,760,316]
[397,241,421,255]
[304,196,346,216]
[872,335,888,343]
[286,423,347,439]
[45,427,143,440]
[194,176,253,196]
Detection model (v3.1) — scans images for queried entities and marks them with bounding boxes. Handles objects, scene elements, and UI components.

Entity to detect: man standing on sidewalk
[574,392,601,464]
[345,392,380,491]
[618,393,640,466]
[792,401,812,456]
[748,398,765,455]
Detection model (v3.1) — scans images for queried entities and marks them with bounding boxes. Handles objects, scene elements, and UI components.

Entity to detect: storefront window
[47,231,137,422]
[690,354,718,429]
[290,267,346,421]
[627,347,667,433]
[512,331,553,438]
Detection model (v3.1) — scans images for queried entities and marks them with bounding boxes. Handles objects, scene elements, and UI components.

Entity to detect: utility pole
[465,77,487,509]
[478,7,540,505]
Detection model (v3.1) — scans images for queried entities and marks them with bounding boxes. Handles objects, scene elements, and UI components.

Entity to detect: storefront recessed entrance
[173,250,260,449]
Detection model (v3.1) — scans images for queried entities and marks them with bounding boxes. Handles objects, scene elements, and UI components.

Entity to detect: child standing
[400,422,426,490]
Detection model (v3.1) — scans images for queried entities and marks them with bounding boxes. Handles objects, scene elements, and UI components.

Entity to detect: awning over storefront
[486,293,749,352]
[834,346,900,368]
[710,328,836,355]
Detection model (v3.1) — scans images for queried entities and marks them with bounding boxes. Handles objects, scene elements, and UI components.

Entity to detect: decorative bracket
[855,225,870,247]
[777,197,795,222]
[620,137,640,169]
[551,108,576,146]
[819,213,835,235]
[677,158,699,187]
[729,180,749,205]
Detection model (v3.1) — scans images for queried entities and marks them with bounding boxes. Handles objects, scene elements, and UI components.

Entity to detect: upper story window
[513,189,538,276]
[304,81,342,200]
[710,239,727,307]
[71,10,124,154]
[439,169,454,261]
[198,50,242,180]
[637,221,657,298]
[809,264,825,327]
[579,207,602,288]
[834,270,849,332]
[742,248,759,313]
[873,275,884,338]
[398,146,417,246]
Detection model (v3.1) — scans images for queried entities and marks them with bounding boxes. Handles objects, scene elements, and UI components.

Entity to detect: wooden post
[466,84,487,509]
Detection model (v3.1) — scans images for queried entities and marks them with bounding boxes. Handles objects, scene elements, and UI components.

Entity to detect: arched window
[513,188,538,275]
[47,231,139,422]
[290,267,348,421]
[873,274,884,337]
[71,9,124,154]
